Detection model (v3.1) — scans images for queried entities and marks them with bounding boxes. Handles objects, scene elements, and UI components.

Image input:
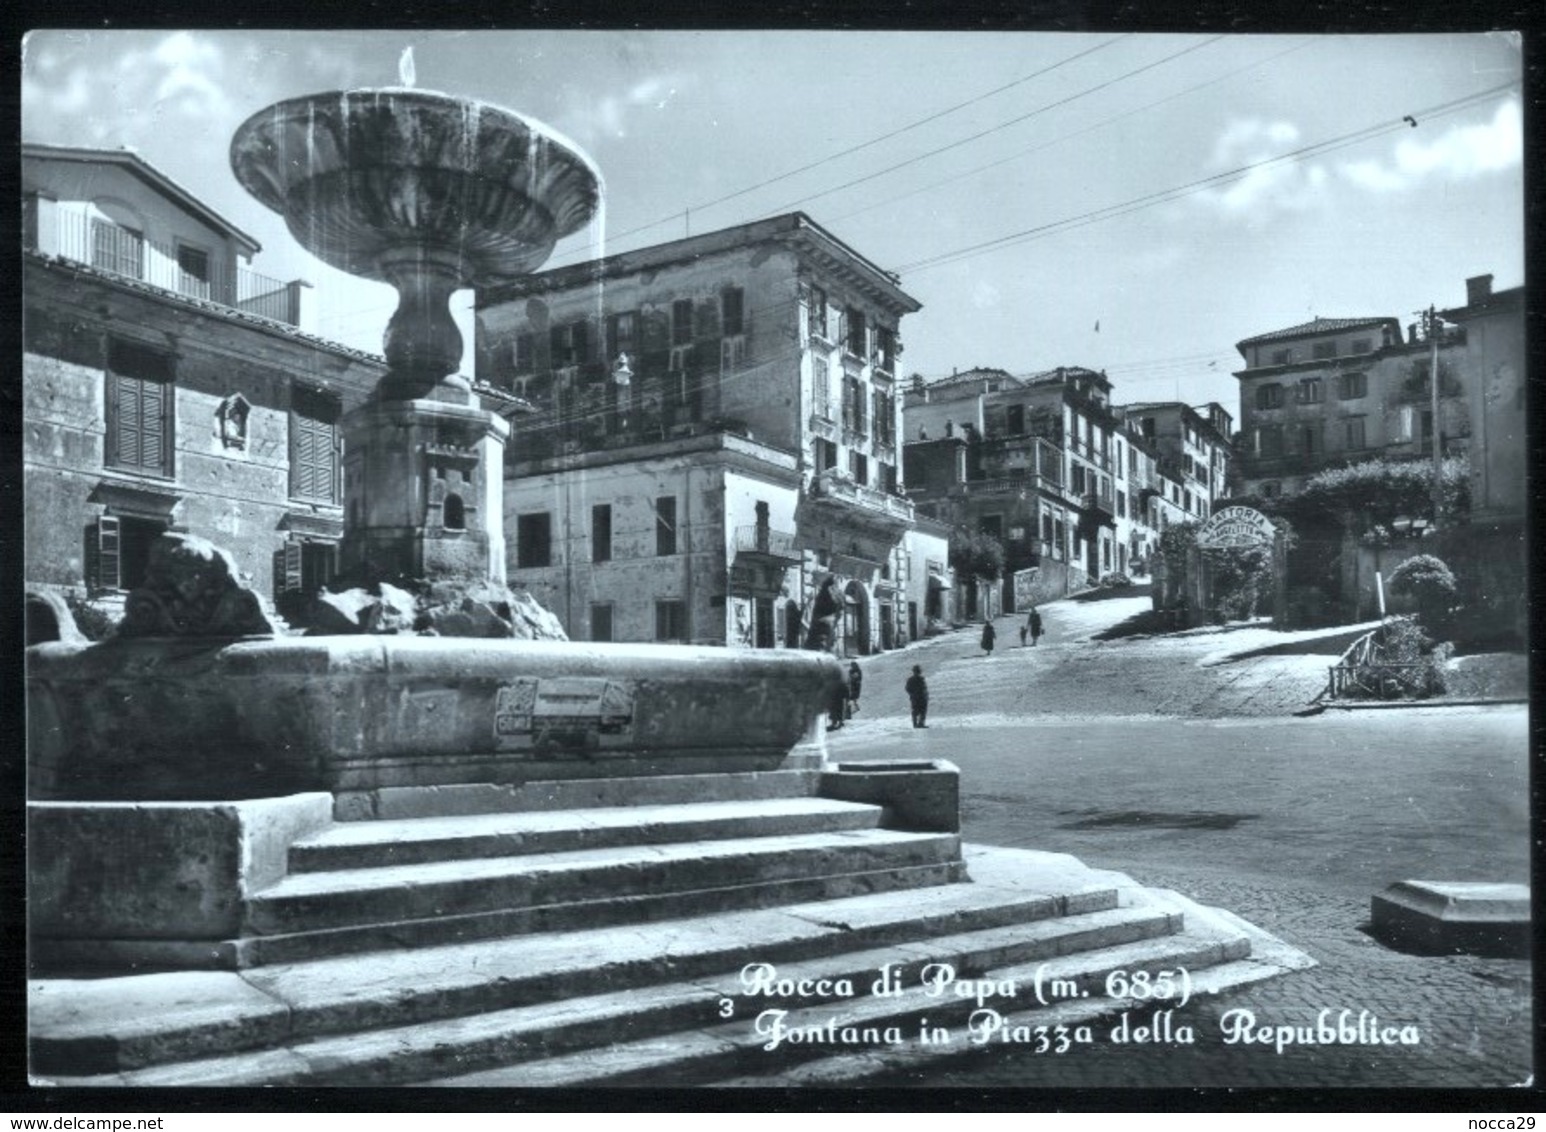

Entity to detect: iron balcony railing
[733,525,801,561]
[811,468,915,522]
[27,209,305,326]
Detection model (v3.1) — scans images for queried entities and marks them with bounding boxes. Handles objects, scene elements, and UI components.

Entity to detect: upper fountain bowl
[230,88,602,286]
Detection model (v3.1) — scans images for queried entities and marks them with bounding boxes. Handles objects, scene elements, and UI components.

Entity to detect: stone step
[237,862,960,968]
[248,829,963,936]
[427,922,1251,1087]
[289,798,883,872]
[32,861,1120,1076]
[40,898,1174,1086]
[334,769,821,822]
[713,890,1321,1087]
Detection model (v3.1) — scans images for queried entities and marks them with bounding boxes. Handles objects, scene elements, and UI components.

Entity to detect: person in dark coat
[847,661,863,720]
[905,665,929,728]
[1028,606,1043,646]
[981,620,996,655]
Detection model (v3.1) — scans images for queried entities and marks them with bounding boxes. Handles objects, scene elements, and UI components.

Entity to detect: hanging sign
[1196,505,1277,549]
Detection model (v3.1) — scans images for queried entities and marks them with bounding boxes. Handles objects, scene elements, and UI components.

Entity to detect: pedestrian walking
[1028,606,1043,646]
[981,620,996,656]
[827,678,846,731]
[905,664,929,729]
[846,660,863,720]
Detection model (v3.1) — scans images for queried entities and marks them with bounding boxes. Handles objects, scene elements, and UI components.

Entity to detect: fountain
[27,84,847,962]
[29,79,1310,1086]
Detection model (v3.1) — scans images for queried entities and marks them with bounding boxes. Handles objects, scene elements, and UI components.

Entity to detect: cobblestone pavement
[829,595,1533,1091]
[844,594,1341,728]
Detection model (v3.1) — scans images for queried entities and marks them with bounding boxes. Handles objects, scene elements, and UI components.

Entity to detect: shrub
[1387,554,1458,637]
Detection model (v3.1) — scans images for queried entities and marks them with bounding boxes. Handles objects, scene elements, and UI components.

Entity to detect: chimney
[1407,323,1419,344]
[1465,274,1494,306]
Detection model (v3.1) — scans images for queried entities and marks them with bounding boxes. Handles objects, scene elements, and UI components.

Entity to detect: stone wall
[23,258,382,603]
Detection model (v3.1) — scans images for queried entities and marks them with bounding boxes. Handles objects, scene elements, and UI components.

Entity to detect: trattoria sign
[1196,506,1277,549]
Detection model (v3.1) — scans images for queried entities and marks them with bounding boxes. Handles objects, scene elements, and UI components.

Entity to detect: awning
[927,572,953,591]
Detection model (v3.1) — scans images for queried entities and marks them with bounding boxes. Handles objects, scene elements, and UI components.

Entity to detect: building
[902,365,1190,606]
[1120,401,1233,517]
[22,144,387,616]
[475,212,922,653]
[1436,274,1527,641]
[1231,314,1468,499]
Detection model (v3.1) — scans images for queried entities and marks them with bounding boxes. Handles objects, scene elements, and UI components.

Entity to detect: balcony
[959,472,1067,500]
[25,209,306,326]
[1079,491,1116,525]
[734,525,802,564]
[805,467,914,538]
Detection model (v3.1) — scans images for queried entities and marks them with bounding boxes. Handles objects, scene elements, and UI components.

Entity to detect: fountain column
[230,88,602,590]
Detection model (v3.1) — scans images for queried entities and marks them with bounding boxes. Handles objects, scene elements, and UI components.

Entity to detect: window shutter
[87,516,122,593]
[272,542,303,597]
[139,377,165,472]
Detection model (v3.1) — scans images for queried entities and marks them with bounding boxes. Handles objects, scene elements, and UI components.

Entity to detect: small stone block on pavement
[1370,880,1530,957]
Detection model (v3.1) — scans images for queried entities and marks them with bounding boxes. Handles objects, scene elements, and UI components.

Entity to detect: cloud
[1340,99,1521,194]
[1194,117,1328,218]
[23,32,234,147]
[585,73,692,140]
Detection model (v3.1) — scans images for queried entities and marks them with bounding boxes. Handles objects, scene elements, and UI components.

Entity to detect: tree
[949,527,1005,581]
[1294,455,1469,542]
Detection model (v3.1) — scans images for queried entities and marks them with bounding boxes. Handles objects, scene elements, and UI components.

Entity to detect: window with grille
[106,339,174,477]
[92,220,143,278]
[516,512,553,568]
[655,496,677,556]
[290,386,340,503]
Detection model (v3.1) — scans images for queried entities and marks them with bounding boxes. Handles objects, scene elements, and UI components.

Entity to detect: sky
[21,29,1524,419]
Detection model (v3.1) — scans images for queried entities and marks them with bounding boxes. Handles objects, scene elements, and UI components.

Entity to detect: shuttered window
[290,387,340,503]
[106,340,174,476]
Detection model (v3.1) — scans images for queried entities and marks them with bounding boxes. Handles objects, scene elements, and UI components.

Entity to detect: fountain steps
[246,827,965,937]
[37,864,1176,1086]
[31,780,1314,1087]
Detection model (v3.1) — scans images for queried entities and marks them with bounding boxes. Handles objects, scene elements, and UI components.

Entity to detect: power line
[541,36,1132,266]
[750,35,1229,221]
[829,37,1316,226]
[894,80,1518,276]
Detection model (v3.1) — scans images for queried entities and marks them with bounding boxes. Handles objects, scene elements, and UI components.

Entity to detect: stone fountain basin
[27,637,844,802]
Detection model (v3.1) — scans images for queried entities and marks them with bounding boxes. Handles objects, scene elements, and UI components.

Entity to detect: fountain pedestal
[341,393,509,586]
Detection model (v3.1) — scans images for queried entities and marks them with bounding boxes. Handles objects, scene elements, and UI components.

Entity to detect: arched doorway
[843,579,870,656]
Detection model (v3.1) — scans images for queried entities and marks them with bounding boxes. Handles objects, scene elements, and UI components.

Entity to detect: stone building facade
[904,365,1198,605]
[476,212,921,653]
[22,145,386,616]
[1231,314,1469,498]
